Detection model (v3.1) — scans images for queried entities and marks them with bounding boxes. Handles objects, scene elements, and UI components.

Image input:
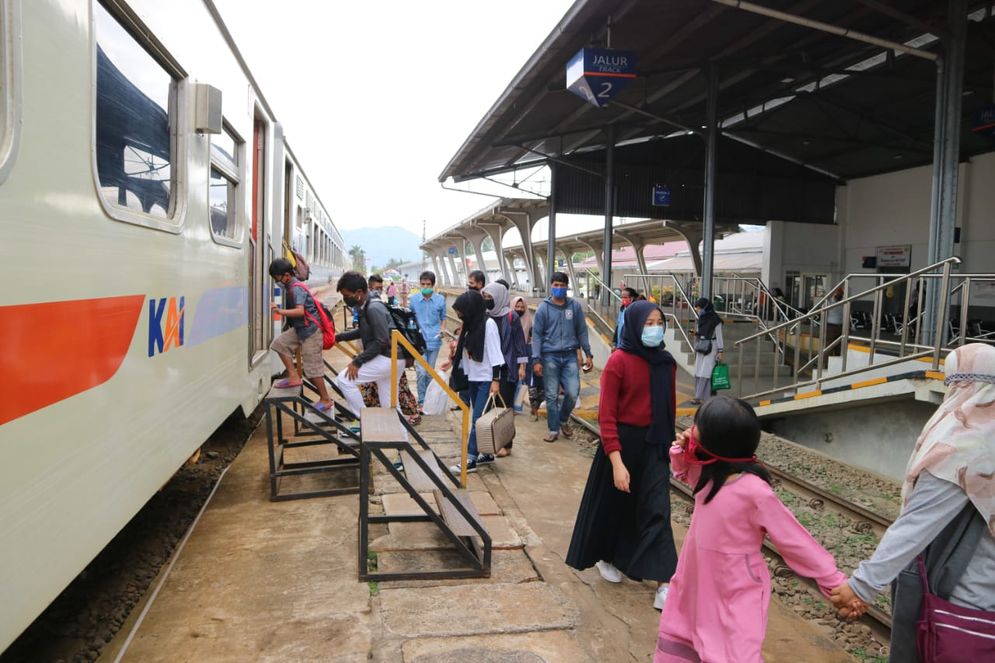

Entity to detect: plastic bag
[422,370,450,416]
[711,362,731,391]
[513,383,528,413]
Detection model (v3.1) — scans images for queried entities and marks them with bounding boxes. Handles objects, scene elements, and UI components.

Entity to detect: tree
[383,257,406,271]
[348,245,367,273]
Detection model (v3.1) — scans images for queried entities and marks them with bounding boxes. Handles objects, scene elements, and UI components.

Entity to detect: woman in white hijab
[482,283,528,457]
[832,343,995,661]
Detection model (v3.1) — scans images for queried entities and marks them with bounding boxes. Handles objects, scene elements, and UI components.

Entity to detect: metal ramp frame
[358,407,492,582]
[263,379,362,502]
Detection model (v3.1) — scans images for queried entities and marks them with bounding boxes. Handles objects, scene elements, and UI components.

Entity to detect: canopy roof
[440,0,995,185]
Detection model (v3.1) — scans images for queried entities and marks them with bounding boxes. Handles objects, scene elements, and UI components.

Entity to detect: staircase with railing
[733,257,995,405]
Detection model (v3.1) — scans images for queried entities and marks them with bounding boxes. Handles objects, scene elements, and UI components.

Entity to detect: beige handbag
[474,393,515,455]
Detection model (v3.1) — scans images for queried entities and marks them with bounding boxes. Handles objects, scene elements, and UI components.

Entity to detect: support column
[546,162,558,290]
[668,221,704,278]
[505,250,523,291]
[560,248,578,287]
[458,227,489,281]
[504,211,543,295]
[481,223,513,286]
[579,239,604,280]
[446,252,460,288]
[924,0,967,344]
[616,232,648,277]
[431,253,444,285]
[602,126,615,303]
[701,66,719,300]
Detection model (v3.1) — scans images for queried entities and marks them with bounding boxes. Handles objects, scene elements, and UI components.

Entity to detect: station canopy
[440,0,995,223]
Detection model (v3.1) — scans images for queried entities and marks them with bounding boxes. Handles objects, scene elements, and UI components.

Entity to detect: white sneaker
[654,584,669,610]
[595,560,622,583]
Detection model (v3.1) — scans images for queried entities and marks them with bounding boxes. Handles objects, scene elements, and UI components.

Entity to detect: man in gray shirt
[334,271,405,412]
[532,272,593,442]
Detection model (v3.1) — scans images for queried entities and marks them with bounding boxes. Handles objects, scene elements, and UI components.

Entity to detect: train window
[209,124,242,245]
[94,1,179,225]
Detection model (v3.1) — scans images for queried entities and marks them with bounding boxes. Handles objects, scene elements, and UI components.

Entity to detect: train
[0,0,347,649]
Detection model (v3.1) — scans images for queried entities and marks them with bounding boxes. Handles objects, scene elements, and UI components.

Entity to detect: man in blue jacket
[532,272,593,442]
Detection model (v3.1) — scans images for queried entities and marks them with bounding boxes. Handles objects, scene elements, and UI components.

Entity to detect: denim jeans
[542,351,580,433]
[415,346,441,404]
[464,381,492,460]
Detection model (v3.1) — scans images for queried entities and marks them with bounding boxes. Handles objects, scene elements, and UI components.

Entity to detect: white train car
[0,0,346,649]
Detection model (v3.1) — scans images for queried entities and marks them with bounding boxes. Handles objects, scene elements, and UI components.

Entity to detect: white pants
[335,355,406,414]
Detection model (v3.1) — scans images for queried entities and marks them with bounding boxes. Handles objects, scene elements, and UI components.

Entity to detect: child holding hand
[656,396,851,663]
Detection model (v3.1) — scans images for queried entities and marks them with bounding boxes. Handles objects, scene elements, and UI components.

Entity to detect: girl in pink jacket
[657,397,847,663]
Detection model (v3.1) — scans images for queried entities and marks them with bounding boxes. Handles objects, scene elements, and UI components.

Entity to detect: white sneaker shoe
[595,560,622,583]
[654,584,669,610]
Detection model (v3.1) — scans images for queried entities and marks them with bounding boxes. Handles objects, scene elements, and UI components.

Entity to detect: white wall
[763,221,840,291]
[840,151,995,275]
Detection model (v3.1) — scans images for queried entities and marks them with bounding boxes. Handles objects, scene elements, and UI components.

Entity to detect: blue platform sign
[448,246,458,256]
[566,47,637,108]
[972,104,995,139]
[652,184,671,207]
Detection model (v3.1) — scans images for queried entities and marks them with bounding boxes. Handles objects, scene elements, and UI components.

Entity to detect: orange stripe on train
[0,295,144,425]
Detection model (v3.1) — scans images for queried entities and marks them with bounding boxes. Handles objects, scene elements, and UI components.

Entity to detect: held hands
[489,380,500,396]
[830,580,868,621]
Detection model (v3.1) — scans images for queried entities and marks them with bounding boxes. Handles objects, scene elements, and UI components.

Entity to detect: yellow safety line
[795,390,822,400]
[759,400,771,406]
[925,370,945,381]
[391,330,471,488]
[851,376,888,390]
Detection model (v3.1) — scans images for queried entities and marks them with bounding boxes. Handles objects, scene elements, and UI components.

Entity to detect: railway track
[570,414,894,638]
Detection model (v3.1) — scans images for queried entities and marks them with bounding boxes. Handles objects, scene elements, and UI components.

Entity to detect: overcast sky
[213,0,576,238]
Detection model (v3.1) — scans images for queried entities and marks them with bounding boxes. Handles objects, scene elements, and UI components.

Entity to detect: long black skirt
[565,423,678,582]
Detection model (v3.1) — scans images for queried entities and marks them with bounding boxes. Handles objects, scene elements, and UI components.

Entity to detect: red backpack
[291,282,336,350]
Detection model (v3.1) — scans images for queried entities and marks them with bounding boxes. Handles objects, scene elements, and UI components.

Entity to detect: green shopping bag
[711,362,731,391]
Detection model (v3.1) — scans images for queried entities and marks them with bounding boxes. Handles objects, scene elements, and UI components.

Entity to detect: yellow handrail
[389,330,471,488]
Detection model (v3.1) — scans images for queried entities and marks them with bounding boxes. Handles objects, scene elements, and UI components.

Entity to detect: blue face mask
[551,287,568,299]
[641,325,664,347]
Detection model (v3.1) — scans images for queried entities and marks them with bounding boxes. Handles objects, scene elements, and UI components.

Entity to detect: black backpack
[386,305,428,360]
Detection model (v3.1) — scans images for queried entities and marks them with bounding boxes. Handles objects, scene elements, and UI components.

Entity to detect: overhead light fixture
[894,154,904,159]
[780,77,795,83]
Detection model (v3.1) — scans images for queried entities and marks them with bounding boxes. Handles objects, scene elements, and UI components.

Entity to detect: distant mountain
[341,226,423,267]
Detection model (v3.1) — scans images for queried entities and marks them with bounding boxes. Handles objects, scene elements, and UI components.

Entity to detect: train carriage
[0,0,345,649]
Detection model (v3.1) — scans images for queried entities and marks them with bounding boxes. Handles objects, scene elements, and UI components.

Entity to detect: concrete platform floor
[103,372,853,662]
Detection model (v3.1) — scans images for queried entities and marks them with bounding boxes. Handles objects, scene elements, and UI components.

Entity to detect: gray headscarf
[483,282,511,318]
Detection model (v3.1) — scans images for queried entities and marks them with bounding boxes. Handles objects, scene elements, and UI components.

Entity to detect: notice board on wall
[875,245,911,268]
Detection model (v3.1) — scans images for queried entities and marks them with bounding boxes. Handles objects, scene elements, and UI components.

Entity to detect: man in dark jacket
[334,271,405,412]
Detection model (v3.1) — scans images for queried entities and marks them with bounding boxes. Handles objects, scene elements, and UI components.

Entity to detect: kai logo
[148,296,185,357]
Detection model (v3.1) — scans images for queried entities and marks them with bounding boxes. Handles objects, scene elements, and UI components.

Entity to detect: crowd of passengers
[267,256,995,663]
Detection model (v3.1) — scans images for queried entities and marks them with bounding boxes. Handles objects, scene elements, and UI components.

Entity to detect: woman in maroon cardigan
[566,301,679,610]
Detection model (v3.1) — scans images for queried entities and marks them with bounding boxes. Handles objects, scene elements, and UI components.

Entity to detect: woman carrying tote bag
[692,297,723,405]
[831,343,995,662]
[440,291,505,474]
[483,283,528,456]
[566,301,679,610]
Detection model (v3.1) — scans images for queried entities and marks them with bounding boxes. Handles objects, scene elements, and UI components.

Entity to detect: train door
[249,114,267,365]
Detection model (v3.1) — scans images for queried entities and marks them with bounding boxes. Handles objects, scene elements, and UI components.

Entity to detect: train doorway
[249,114,268,365]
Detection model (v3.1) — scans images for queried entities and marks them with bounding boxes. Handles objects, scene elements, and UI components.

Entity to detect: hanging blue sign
[972,104,995,139]
[652,184,671,207]
[448,246,458,255]
[566,47,637,108]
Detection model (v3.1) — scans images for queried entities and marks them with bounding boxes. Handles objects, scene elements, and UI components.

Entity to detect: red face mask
[621,297,632,307]
[685,425,760,465]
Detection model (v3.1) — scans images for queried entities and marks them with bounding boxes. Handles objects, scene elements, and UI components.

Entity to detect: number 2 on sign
[597,82,613,99]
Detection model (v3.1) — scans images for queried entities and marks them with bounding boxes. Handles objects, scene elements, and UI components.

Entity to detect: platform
[104,378,853,662]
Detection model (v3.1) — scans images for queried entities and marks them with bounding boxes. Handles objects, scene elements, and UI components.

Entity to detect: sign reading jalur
[566,47,637,108]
